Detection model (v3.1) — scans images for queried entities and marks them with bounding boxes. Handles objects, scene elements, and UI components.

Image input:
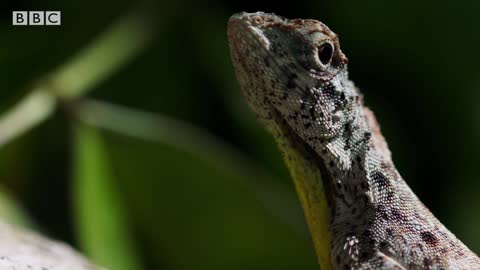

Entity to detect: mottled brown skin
[228,12,480,269]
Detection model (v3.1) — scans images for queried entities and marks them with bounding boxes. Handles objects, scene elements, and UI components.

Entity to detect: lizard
[227,11,480,270]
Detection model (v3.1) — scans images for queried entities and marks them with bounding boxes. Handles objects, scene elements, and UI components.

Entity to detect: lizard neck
[266,109,335,270]
[301,97,480,269]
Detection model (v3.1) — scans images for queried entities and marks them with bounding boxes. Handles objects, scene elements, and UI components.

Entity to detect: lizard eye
[317,42,334,65]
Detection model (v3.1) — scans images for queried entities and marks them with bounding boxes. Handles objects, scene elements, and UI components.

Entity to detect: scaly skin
[227,12,480,269]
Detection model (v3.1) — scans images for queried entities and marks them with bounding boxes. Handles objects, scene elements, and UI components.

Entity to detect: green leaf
[73,123,144,270]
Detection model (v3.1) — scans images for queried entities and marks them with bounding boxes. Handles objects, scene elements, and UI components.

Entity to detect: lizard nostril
[318,43,334,65]
[252,16,263,25]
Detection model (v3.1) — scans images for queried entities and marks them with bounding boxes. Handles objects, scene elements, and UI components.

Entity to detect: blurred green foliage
[74,123,144,270]
[0,0,479,269]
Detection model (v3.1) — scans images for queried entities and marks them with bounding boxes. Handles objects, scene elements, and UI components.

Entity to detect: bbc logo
[13,11,61,26]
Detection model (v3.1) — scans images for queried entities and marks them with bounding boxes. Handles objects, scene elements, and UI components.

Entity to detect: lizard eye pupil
[318,43,334,65]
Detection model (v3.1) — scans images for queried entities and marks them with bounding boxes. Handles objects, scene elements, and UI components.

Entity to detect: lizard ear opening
[317,42,334,65]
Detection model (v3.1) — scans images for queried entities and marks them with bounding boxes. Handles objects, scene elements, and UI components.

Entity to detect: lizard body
[227,12,480,269]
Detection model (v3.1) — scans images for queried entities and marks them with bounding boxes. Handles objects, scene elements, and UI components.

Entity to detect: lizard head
[228,12,358,139]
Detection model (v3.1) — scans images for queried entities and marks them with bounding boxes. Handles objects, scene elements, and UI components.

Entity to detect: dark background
[0,0,478,269]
